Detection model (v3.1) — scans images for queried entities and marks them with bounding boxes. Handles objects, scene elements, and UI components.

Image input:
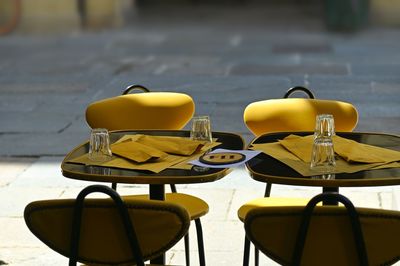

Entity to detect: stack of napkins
[251,134,400,176]
[68,134,221,173]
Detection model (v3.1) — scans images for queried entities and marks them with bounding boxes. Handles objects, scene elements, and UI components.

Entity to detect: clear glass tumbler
[310,114,336,173]
[190,116,213,142]
[310,137,336,173]
[314,114,335,138]
[88,128,112,162]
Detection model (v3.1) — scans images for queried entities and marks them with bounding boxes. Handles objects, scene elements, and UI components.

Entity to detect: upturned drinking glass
[88,128,112,162]
[190,116,212,142]
[310,114,336,173]
[314,114,335,138]
[310,137,336,173]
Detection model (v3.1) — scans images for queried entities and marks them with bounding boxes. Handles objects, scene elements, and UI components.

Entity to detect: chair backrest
[24,185,190,266]
[243,88,358,136]
[86,85,195,131]
[244,193,400,266]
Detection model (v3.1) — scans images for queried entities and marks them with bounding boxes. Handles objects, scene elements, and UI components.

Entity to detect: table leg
[149,184,165,200]
[264,183,272,197]
[149,184,166,264]
[322,187,339,205]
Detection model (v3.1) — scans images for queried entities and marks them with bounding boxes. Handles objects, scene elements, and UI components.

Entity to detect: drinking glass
[310,134,336,173]
[88,128,112,162]
[314,114,335,138]
[310,114,336,173]
[190,116,212,142]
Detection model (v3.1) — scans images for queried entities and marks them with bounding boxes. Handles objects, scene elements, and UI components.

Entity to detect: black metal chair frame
[69,184,145,266]
[244,192,368,266]
[283,86,315,99]
[291,192,368,266]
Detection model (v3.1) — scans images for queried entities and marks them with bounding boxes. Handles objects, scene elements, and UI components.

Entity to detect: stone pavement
[1,2,400,265]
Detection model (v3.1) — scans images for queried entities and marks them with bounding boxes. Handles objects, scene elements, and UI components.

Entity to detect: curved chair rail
[122,84,150,95]
[283,86,315,99]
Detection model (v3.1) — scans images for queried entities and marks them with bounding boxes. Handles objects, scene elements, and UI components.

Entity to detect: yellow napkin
[117,134,206,156]
[111,141,167,163]
[278,135,314,163]
[251,134,400,176]
[333,136,400,163]
[67,134,222,173]
[250,142,385,176]
[168,140,222,169]
[278,134,400,164]
[68,153,185,173]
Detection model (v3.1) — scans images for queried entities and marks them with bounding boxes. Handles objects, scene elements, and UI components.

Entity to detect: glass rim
[316,114,334,119]
[193,115,210,120]
[91,128,109,133]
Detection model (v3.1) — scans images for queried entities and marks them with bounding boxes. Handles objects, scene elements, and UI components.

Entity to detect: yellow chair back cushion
[243,98,358,136]
[86,92,195,131]
[245,206,400,266]
[24,198,190,265]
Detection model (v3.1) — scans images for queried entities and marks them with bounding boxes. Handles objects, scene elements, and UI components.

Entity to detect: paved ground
[1,2,400,265]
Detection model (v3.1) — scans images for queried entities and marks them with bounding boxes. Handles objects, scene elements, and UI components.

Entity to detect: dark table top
[246,132,400,188]
[62,130,245,185]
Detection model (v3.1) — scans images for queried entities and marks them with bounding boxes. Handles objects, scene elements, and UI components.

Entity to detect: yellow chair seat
[238,197,312,222]
[124,193,209,220]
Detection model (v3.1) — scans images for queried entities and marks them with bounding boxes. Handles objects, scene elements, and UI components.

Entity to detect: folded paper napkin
[333,137,400,164]
[111,141,167,163]
[278,134,400,164]
[116,134,207,156]
[68,152,186,173]
[250,134,400,176]
[278,135,314,163]
[67,134,221,173]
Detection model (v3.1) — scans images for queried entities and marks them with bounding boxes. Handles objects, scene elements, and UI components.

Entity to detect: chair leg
[184,233,190,266]
[195,218,206,266]
[254,247,259,266]
[248,182,270,266]
[264,183,271,197]
[170,184,177,193]
[242,183,271,266]
[243,236,250,266]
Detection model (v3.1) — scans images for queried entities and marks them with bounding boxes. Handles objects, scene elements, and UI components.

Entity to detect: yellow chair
[243,86,358,198]
[85,84,207,266]
[243,192,400,266]
[24,185,190,266]
[241,87,359,265]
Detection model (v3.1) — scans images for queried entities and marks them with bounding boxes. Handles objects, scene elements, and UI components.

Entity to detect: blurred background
[1,0,400,34]
[0,0,399,151]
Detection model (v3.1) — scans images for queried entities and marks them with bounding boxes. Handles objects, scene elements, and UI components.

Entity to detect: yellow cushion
[24,198,190,265]
[243,98,358,136]
[86,92,195,131]
[245,206,400,266]
[124,193,209,220]
[237,197,311,221]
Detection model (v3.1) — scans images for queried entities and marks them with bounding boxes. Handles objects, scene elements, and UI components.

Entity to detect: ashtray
[199,152,245,165]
